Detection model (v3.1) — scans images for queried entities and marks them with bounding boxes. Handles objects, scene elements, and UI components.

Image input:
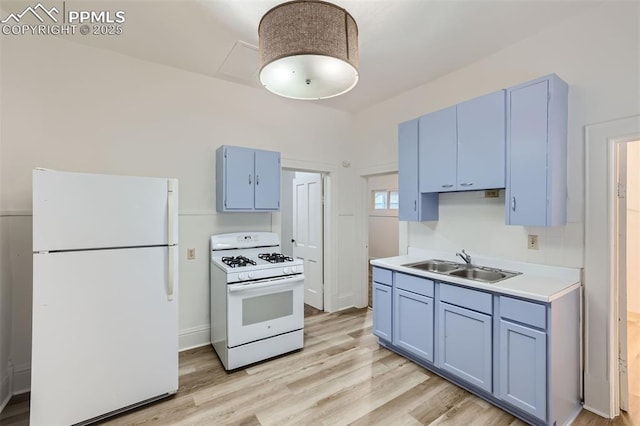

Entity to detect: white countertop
[370,248,582,303]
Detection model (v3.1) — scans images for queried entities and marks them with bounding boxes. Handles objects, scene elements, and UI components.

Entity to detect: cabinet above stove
[216,145,281,212]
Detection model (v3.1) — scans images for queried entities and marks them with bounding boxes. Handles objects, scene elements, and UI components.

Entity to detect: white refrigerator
[30,169,179,425]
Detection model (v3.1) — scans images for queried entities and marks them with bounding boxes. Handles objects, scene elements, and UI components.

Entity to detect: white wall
[0,34,357,395]
[352,0,639,416]
[628,141,640,314]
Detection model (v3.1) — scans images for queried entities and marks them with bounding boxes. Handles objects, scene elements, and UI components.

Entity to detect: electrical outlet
[187,248,196,260]
[528,235,539,250]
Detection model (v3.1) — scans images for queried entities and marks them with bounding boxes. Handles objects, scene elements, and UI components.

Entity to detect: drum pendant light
[258,0,359,100]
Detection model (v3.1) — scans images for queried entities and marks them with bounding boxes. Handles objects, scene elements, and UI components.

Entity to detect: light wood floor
[1,308,638,425]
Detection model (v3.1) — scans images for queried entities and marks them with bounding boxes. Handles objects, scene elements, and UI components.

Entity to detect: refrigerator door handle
[167,246,175,301]
[167,180,175,244]
[167,179,175,301]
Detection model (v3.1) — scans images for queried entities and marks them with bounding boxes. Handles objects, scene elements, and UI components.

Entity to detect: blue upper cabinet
[419,90,506,193]
[254,150,281,210]
[506,74,568,226]
[216,145,281,212]
[457,90,506,190]
[398,119,438,221]
[418,106,457,192]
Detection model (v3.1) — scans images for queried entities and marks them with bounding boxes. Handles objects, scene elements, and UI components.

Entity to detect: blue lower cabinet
[372,282,392,341]
[393,288,434,362]
[499,319,547,421]
[437,301,492,393]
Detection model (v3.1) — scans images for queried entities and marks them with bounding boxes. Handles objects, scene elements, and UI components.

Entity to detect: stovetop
[258,253,294,264]
[210,233,304,282]
[221,256,257,268]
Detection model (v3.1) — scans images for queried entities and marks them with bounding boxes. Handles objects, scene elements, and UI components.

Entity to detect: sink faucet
[456,249,472,265]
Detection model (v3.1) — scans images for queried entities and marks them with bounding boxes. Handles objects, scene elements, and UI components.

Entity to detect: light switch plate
[187,248,196,260]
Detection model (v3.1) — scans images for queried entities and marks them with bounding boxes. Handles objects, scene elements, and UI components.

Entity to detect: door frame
[357,163,404,309]
[616,142,629,412]
[281,159,333,312]
[584,115,640,418]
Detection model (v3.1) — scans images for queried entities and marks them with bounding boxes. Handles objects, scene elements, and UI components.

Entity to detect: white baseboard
[11,363,31,395]
[582,404,614,420]
[0,366,11,414]
[337,295,353,311]
[565,405,584,425]
[178,325,211,352]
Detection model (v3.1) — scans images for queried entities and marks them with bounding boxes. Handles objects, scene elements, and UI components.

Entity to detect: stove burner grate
[221,256,256,268]
[258,253,294,264]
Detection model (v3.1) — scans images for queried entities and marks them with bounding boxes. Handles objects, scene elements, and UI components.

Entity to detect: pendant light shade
[258,1,359,100]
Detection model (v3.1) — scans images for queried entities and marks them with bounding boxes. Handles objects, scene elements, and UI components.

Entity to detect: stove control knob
[248,272,255,279]
[283,267,291,274]
[238,273,247,280]
[291,266,298,273]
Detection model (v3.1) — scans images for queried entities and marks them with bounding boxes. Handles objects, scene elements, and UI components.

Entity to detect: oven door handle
[228,275,305,293]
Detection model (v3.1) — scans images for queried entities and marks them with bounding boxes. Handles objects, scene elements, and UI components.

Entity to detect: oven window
[242,290,293,326]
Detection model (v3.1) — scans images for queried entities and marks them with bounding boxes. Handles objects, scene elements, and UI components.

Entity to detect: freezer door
[33,169,179,251]
[30,247,178,426]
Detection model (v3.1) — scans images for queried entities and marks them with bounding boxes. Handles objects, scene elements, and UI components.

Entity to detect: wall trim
[0,210,230,217]
[281,158,337,174]
[0,210,31,217]
[11,362,30,395]
[0,365,11,414]
[357,162,398,177]
[178,325,211,352]
[179,210,218,216]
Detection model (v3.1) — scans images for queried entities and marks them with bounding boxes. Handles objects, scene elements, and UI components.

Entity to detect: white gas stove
[210,232,305,370]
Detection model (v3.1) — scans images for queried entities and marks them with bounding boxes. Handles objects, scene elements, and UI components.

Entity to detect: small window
[372,190,399,210]
[389,191,399,209]
[373,191,388,210]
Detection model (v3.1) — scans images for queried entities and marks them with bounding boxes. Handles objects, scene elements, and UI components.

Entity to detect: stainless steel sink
[403,260,460,273]
[448,268,508,282]
[402,259,521,284]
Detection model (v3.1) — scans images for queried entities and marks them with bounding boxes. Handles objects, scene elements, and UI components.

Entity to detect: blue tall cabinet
[216,145,281,212]
[506,74,568,226]
[398,119,438,221]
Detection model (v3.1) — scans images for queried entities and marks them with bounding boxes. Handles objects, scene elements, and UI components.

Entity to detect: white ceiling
[3,0,601,112]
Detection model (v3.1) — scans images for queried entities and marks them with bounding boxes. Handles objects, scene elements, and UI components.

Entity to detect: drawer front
[439,283,492,315]
[500,296,547,330]
[395,273,434,298]
[372,267,393,286]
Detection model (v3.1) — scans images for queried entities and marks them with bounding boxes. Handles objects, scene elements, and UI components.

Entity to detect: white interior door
[617,142,629,411]
[293,173,323,310]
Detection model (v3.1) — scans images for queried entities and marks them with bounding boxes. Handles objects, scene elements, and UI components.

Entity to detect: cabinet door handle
[413,200,417,211]
[511,196,516,211]
[460,182,473,187]
[256,175,260,185]
[441,184,454,188]
[249,174,252,185]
